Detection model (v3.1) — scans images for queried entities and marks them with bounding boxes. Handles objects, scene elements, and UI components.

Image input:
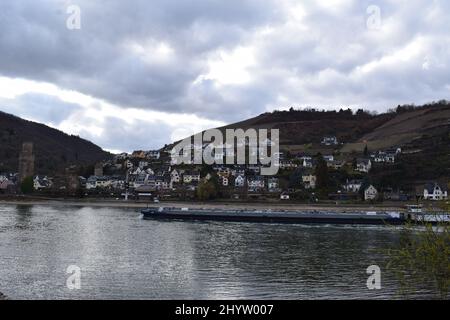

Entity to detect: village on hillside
[1,134,448,205]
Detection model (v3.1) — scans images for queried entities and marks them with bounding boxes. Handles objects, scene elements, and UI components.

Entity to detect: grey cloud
[0,93,80,125]
[0,0,449,125]
[0,0,281,120]
[78,117,173,152]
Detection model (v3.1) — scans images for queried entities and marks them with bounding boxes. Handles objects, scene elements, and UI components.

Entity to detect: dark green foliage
[20,176,34,194]
[314,153,329,196]
[386,214,450,299]
[197,180,217,200]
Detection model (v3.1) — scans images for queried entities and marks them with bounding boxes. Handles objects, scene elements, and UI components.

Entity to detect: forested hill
[0,111,111,174]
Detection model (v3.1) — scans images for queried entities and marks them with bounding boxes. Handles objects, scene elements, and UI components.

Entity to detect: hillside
[169,101,450,188]
[342,103,450,152]
[0,111,111,175]
[212,101,450,153]
[219,108,393,147]
[168,101,450,155]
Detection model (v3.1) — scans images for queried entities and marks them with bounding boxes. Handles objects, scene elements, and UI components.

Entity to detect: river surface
[0,204,435,299]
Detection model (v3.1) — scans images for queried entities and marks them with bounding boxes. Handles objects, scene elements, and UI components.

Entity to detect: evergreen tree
[314,153,329,191]
[20,176,34,194]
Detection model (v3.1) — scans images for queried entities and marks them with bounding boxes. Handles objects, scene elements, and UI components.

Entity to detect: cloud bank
[0,0,449,151]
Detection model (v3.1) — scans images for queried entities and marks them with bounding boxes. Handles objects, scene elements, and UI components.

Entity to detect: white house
[268,177,280,192]
[423,182,448,200]
[343,179,363,193]
[171,169,182,184]
[372,151,396,163]
[356,158,372,173]
[183,171,201,184]
[217,167,232,177]
[86,176,112,189]
[279,160,298,170]
[146,150,160,160]
[247,176,265,191]
[138,161,149,169]
[301,156,313,168]
[0,175,13,192]
[321,136,338,145]
[124,159,134,169]
[155,176,171,190]
[364,185,378,201]
[133,173,149,188]
[33,176,52,190]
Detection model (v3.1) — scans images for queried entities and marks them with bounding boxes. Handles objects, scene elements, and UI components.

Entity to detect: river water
[0,204,435,300]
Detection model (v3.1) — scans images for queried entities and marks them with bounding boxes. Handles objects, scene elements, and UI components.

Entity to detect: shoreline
[0,197,412,212]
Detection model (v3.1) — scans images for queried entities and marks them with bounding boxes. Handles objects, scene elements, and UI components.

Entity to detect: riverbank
[0,197,416,212]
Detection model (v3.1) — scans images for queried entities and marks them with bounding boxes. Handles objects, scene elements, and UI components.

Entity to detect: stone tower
[18,142,35,182]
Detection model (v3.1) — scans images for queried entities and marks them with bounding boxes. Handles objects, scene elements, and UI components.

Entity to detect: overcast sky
[0,0,449,152]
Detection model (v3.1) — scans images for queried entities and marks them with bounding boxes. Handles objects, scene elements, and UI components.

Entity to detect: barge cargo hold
[141,207,406,225]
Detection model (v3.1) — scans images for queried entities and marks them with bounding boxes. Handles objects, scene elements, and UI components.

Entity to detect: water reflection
[14,205,33,230]
[0,205,436,300]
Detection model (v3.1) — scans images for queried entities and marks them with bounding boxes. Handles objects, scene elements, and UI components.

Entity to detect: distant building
[364,185,378,201]
[131,150,146,159]
[18,142,35,182]
[343,179,363,193]
[86,176,111,189]
[268,177,280,192]
[94,163,104,176]
[247,176,265,192]
[146,150,161,160]
[0,175,14,193]
[171,169,182,184]
[423,182,448,201]
[183,171,201,184]
[300,156,315,168]
[356,158,372,173]
[328,160,345,170]
[372,151,396,163]
[279,160,298,170]
[321,136,338,146]
[33,176,52,191]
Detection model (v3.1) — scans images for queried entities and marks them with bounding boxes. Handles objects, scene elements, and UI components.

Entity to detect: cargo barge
[141,205,450,225]
[141,207,406,225]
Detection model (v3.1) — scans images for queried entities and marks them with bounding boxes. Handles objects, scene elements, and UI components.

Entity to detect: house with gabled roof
[423,182,448,200]
[356,158,372,173]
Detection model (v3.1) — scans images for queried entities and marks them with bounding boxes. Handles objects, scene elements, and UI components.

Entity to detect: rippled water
[0,204,435,299]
